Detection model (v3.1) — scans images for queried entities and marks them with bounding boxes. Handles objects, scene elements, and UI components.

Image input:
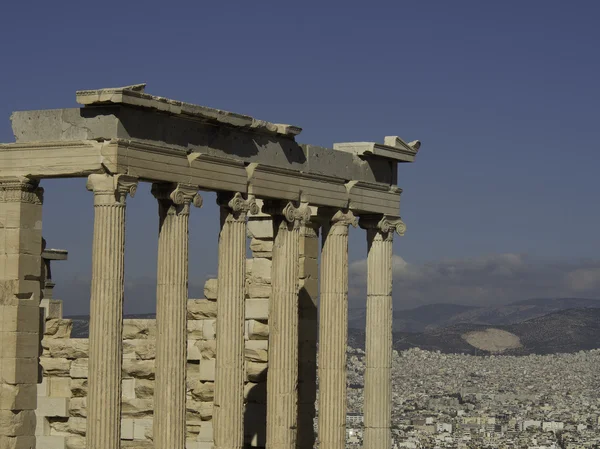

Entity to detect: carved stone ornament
[0,177,43,204]
[263,200,311,226]
[330,209,358,228]
[282,202,311,224]
[359,215,406,236]
[217,192,259,219]
[152,183,202,211]
[86,174,138,205]
[171,185,203,208]
[228,192,259,215]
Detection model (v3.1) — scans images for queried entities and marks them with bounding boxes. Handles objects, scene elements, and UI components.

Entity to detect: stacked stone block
[35,217,276,449]
[0,179,44,449]
[297,223,319,449]
[244,214,273,448]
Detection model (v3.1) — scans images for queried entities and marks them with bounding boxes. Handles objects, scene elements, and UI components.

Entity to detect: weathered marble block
[69,359,87,379]
[198,358,216,382]
[121,398,154,418]
[203,279,218,300]
[247,320,269,340]
[122,340,156,360]
[249,238,273,253]
[246,258,272,284]
[246,281,271,299]
[123,320,156,340]
[40,358,72,377]
[0,383,36,410]
[122,360,155,380]
[187,320,204,339]
[245,346,268,363]
[44,319,73,339]
[247,219,273,239]
[42,339,88,359]
[191,381,214,402]
[70,379,87,397]
[246,300,269,321]
[246,362,268,382]
[134,379,154,399]
[187,299,217,319]
[186,400,213,421]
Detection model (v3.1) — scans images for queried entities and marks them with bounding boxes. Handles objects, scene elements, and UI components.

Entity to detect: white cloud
[349,253,600,308]
[566,267,600,292]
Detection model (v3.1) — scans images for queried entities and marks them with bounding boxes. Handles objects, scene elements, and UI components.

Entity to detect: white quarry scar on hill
[461,329,523,353]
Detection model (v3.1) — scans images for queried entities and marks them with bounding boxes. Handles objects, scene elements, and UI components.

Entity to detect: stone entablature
[5,84,406,217]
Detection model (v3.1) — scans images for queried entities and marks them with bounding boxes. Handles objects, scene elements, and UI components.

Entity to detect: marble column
[0,178,44,449]
[85,174,137,449]
[214,192,258,449]
[152,183,202,449]
[318,209,357,449]
[264,202,310,449]
[359,216,405,449]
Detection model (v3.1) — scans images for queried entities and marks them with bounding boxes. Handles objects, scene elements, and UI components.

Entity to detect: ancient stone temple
[0,84,419,449]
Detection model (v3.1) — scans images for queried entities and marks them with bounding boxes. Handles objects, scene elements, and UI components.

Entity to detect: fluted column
[214,192,258,449]
[265,202,311,449]
[318,209,357,449]
[86,174,137,449]
[152,183,202,449]
[359,216,405,449]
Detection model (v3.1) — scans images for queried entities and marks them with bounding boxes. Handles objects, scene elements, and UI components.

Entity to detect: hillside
[347,297,600,332]
[379,308,600,355]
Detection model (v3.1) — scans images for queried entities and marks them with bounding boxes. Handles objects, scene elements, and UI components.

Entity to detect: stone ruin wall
[34,215,319,449]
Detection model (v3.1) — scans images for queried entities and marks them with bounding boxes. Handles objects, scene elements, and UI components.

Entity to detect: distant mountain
[392,303,482,332]
[348,297,600,332]
[66,300,600,355]
[349,308,600,355]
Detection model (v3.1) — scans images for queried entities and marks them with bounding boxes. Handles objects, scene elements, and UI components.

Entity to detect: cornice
[76,84,302,138]
[333,135,420,163]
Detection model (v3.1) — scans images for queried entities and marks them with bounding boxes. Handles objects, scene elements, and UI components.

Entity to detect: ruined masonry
[0,84,419,449]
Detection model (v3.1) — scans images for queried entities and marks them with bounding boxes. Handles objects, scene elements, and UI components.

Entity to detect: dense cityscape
[340,347,600,449]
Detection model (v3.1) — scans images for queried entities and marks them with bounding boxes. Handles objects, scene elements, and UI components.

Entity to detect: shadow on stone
[244,374,267,448]
[297,285,317,449]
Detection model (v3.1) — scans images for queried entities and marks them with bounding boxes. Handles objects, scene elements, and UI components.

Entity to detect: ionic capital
[217,192,259,219]
[263,200,311,228]
[86,174,138,206]
[317,208,358,229]
[152,183,202,214]
[0,177,43,204]
[359,215,406,236]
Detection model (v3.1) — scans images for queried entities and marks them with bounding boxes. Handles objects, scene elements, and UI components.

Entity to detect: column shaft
[153,184,201,449]
[86,174,137,449]
[318,210,355,449]
[214,193,257,449]
[363,228,393,449]
[266,203,309,449]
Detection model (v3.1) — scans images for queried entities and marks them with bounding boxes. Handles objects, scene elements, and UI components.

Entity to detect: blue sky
[2,1,600,314]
